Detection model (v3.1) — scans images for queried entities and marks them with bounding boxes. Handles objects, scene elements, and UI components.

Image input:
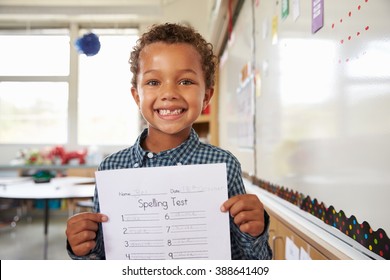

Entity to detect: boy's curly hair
[129,23,217,89]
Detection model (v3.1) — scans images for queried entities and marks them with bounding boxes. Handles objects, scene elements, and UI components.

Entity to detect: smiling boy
[66,23,272,260]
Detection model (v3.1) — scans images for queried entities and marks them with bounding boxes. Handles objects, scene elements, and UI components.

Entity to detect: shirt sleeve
[227,160,273,260]
[230,208,273,260]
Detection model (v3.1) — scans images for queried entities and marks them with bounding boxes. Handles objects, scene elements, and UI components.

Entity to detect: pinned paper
[272,15,279,44]
[300,247,312,260]
[312,0,324,33]
[285,237,300,260]
[292,0,300,21]
[281,0,289,20]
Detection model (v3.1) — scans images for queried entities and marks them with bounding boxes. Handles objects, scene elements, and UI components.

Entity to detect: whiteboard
[218,0,390,247]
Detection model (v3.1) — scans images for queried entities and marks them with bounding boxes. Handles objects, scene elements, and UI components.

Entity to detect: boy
[66,23,272,260]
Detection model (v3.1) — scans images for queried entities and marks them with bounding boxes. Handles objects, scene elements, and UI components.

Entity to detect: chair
[0,198,22,230]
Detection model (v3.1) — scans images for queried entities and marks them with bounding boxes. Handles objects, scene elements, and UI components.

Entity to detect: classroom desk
[0,177,95,259]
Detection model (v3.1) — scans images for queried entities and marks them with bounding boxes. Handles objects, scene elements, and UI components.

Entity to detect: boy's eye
[179,79,194,86]
[146,80,159,86]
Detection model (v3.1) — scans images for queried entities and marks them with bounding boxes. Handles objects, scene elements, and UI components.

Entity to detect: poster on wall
[292,0,300,21]
[312,0,324,33]
[281,0,289,20]
[236,75,255,149]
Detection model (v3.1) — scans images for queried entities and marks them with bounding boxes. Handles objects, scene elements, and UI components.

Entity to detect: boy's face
[131,42,213,138]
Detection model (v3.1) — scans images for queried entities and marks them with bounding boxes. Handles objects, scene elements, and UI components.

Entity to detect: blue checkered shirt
[67,128,272,260]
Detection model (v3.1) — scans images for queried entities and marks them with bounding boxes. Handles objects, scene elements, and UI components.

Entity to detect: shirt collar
[134,128,200,165]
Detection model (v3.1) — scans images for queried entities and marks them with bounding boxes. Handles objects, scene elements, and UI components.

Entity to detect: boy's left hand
[221,194,265,237]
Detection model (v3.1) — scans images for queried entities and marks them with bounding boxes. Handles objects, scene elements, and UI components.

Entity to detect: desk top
[0,177,95,200]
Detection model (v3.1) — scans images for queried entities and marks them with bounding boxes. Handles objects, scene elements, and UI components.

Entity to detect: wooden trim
[265,206,352,260]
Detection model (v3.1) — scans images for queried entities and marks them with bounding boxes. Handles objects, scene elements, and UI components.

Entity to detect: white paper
[95,163,231,260]
[285,237,300,260]
[300,247,312,260]
[292,0,300,21]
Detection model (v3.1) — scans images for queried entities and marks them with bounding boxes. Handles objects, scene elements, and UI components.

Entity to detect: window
[0,82,68,144]
[0,33,69,76]
[0,30,69,144]
[0,27,140,148]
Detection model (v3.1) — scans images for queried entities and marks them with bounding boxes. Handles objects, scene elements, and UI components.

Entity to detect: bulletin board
[218,0,256,176]
[218,0,390,259]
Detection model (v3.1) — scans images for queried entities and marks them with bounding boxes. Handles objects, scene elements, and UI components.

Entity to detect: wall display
[218,0,390,259]
[219,0,256,176]
[236,75,255,149]
[312,0,324,33]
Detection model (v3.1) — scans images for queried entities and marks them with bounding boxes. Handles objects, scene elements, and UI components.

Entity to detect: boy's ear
[202,88,214,110]
[131,87,141,108]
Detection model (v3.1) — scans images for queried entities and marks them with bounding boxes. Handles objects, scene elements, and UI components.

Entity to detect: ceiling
[0,0,236,54]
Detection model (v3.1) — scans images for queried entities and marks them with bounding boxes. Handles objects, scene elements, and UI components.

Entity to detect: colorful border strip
[250,176,389,259]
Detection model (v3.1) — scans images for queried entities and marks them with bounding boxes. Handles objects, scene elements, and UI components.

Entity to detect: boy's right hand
[66,212,108,256]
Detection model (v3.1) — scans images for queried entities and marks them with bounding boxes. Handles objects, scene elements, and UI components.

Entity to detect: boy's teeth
[159,109,183,116]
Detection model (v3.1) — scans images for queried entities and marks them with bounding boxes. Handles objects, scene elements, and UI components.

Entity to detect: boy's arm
[66,222,106,260]
[229,207,272,260]
[66,188,106,260]
[227,167,272,260]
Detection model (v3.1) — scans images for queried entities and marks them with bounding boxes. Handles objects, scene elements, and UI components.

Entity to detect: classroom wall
[219,0,256,175]
[218,0,390,256]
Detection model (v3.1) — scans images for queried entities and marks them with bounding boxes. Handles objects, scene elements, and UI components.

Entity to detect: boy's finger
[239,220,264,237]
[68,212,108,224]
[220,194,245,212]
[72,240,97,257]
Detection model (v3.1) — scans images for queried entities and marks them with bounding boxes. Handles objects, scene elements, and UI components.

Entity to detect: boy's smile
[131,42,213,152]
[156,108,185,118]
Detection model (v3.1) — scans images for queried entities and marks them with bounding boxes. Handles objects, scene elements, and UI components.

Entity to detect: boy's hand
[221,194,265,237]
[66,212,108,256]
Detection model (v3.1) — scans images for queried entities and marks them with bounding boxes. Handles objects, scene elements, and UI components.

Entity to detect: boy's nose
[160,83,179,100]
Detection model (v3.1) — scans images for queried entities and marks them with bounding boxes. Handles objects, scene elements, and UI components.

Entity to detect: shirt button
[147,152,154,159]
[133,163,139,168]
